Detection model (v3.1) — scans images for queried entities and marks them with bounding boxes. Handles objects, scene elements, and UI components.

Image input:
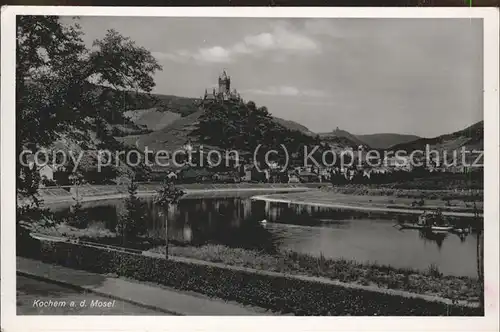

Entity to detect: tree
[16,16,162,228]
[154,181,185,258]
[192,99,325,164]
[117,181,148,245]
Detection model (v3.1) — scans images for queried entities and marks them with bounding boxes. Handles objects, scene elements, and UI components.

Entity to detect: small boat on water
[397,223,454,232]
[450,227,472,235]
[396,209,468,234]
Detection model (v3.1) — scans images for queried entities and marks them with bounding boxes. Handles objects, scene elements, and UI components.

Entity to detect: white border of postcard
[2,6,499,332]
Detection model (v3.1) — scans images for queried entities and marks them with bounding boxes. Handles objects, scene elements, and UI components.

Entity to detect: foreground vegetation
[151,244,480,304]
[19,239,481,316]
[29,221,480,304]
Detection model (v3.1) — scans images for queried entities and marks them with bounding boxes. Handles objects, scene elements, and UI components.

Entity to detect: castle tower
[218,70,230,95]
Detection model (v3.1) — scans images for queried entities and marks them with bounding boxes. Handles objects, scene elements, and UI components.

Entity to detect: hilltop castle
[202,70,242,104]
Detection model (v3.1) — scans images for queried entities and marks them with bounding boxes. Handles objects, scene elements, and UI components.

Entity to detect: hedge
[19,239,483,316]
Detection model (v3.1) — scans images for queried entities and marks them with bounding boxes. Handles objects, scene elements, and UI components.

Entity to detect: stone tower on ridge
[200,70,242,105]
[202,69,241,105]
[218,70,230,94]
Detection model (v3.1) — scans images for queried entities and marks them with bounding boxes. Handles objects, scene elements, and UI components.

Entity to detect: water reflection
[52,197,479,277]
[418,230,448,249]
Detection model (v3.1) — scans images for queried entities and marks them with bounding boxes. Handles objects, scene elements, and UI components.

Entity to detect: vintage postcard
[1,6,499,332]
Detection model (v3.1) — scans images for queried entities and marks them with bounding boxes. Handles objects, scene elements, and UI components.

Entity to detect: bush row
[20,239,483,316]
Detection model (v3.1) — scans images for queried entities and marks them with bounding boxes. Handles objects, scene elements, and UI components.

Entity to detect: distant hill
[121,90,315,136]
[318,129,423,150]
[390,121,483,164]
[273,117,316,136]
[132,109,322,151]
[94,86,360,153]
[135,107,365,153]
[124,108,181,131]
[121,90,338,151]
[356,133,421,149]
[148,93,200,117]
[319,128,368,148]
[84,84,200,118]
[136,109,205,151]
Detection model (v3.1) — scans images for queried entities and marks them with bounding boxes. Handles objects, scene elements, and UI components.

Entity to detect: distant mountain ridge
[125,91,422,150]
[121,91,319,137]
[317,128,424,150]
[390,121,483,154]
[356,133,421,150]
[273,117,316,136]
[318,128,367,148]
[118,90,482,159]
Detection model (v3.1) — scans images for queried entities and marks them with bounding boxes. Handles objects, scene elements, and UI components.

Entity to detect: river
[51,196,479,277]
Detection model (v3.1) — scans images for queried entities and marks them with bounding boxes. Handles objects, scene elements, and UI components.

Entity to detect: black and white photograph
[1,6,499,332]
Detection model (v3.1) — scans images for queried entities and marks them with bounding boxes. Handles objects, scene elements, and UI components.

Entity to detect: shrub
[154,181,185,207]
[426,264,443,278]
[22,240,483,316]
[67,200,87,228]
[116,182,148,244]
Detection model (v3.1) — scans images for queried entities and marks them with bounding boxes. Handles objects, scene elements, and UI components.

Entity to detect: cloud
[155,23,320,64]
[152,47,231,63]
[303,19,344,38]
[243,86,328,98]
[196,47,232,63]
[241,25,319,53]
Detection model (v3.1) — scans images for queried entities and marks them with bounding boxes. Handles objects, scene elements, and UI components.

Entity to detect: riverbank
[325,185,483,202]
[19,237,481,315]
[26,183,316,206]
[31,183,482,207]
[28,223,481,305]
[149,244,480,306]
[252,190,483,218]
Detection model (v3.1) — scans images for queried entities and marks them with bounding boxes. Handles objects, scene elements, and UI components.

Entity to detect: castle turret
[218,70,230,95]
[202,70,240,106]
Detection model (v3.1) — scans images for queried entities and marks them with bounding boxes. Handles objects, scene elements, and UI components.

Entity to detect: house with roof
[384,156,412,171]
[298,171,320,183]
[38,164,56,186]
[178,167,213,183]
[288,173,300,183]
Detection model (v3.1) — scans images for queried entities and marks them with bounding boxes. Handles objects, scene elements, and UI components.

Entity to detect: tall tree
[16,16,162,213]
[154,181,185,258]
[117,181,148,245]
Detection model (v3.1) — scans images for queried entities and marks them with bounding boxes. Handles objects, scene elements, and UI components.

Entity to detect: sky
[65,16,483,138]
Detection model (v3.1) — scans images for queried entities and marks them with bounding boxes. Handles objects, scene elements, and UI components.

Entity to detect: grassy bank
[30,222,481,304]
[31,183,316,204]
[19,239,481,315]
[324,185,483,202]
[258,189,483,215]
[151,244,480,304]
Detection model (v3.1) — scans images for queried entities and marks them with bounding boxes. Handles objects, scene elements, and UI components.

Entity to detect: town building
[384,156,412,171]
[39,164,56,187]
[298,170,321,183]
